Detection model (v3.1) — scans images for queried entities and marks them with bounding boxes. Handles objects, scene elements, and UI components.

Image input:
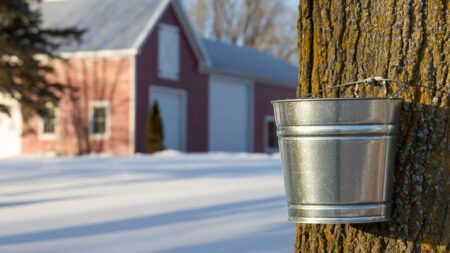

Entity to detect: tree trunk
[295,0,449,252]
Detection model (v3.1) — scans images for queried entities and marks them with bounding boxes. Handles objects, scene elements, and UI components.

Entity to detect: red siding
[22,3,296,156]
[134,5,209,153]
[22,57,131,155]
[254,83,296,152]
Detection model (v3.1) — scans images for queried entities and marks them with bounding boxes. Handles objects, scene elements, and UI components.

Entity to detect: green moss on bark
[295,0,449,251]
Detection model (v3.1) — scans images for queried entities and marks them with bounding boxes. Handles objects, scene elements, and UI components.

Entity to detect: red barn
[13,0,297,156]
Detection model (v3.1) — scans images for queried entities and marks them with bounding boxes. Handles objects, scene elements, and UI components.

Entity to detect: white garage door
[149,86,186,151]
[0,96,21,158]
[209,76,252,152]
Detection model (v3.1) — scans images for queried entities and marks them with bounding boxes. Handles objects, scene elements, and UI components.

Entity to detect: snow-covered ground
[0,152,294,253]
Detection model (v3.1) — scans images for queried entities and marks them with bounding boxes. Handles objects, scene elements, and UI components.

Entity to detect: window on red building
[39,106,58,140]
[89,101,110,139]
[264,115,278,153]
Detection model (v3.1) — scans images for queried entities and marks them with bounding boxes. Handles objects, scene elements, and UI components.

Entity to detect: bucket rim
[271,97,403,104]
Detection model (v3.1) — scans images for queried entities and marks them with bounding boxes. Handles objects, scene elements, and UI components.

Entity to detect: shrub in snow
[145,101,165,153]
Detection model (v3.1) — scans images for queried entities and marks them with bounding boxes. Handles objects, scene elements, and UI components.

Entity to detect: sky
[285,0,299,8]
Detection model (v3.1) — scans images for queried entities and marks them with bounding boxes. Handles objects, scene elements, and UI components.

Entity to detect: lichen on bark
[295,0,449,252]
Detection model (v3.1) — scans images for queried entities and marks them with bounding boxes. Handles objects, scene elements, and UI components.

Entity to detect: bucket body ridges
[272,98,402,224]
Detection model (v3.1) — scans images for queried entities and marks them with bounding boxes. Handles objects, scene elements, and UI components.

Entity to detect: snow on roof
[39,0,297,87]
[202,39,297,87]
[40,0,164,52]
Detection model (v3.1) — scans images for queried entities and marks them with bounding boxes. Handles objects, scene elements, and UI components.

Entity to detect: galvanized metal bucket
[272,97,402,224]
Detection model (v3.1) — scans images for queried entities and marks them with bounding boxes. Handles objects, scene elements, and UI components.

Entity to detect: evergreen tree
[145,101,164,153]
[0,0,82,117]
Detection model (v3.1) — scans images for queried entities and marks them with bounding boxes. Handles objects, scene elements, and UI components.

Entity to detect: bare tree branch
[187,0,297,64]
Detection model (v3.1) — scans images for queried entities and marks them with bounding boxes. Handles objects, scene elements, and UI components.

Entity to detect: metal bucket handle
[300,77,448,99]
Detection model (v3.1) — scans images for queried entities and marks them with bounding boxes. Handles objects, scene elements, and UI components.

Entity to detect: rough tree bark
[295,0,449,252]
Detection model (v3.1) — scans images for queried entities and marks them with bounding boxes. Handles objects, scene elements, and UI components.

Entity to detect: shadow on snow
[0,196,286,246]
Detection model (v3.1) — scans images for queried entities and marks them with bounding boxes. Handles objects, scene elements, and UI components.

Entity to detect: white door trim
[148,85,188,151]
[129,55,137,155]
[208,74,254,152]
[0,94,22,158]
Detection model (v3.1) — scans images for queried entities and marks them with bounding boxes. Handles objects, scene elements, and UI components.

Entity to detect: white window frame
[158,23,180,81]
[264,115,278,153]
[39,106,59,141]
[89,100,111,140]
